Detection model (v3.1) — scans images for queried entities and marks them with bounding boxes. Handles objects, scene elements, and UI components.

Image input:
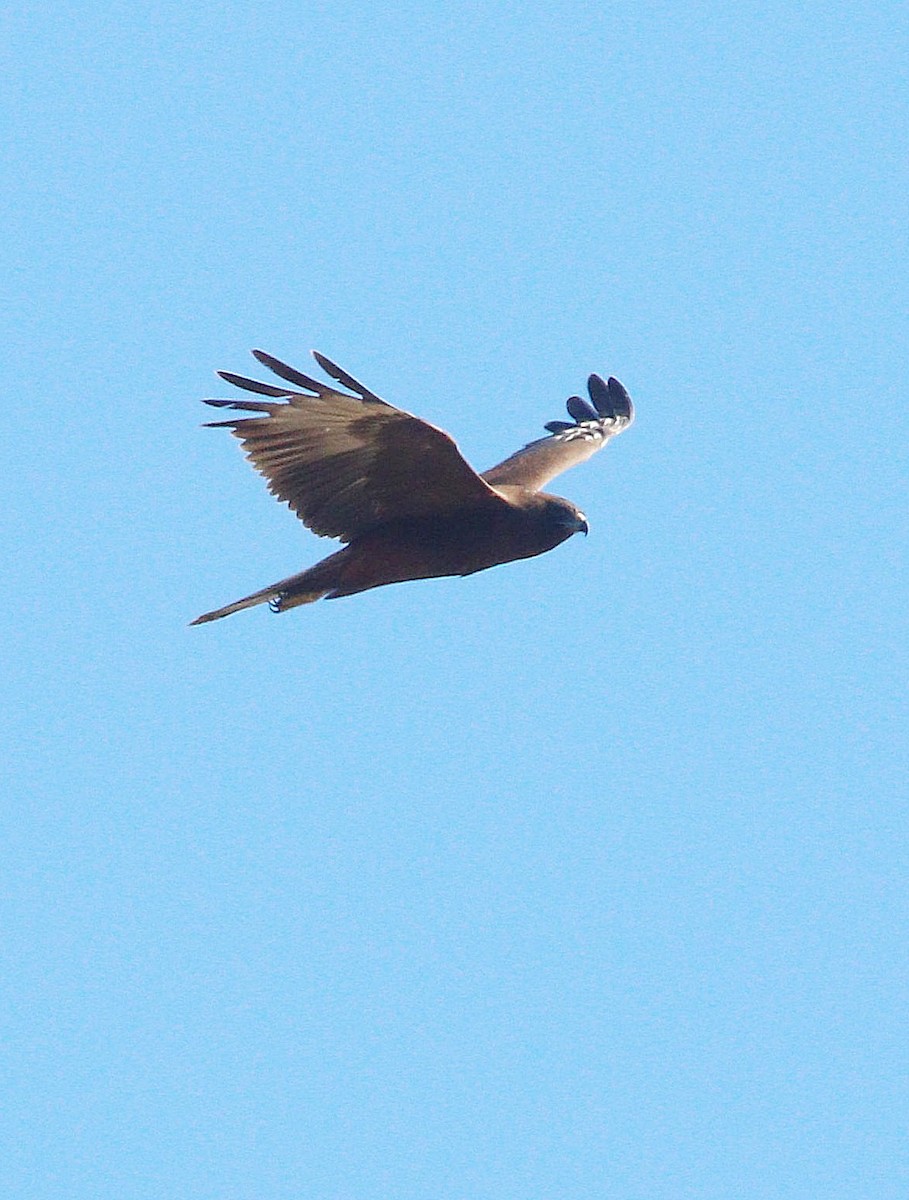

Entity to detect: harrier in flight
[192,350,634,623]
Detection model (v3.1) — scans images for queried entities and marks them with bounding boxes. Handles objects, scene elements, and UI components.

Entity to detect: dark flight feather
[216,371,293,397]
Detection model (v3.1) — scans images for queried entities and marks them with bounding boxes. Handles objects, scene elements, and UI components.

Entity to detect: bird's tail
[190,550,347,624]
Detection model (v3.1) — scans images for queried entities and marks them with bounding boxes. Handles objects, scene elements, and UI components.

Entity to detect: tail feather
[190,555,346,625]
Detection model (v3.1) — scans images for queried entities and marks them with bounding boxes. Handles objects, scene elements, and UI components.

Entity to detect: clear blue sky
[3,2,907,1197]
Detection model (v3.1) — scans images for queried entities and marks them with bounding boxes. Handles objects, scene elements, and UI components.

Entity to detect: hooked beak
[554,508,588,537]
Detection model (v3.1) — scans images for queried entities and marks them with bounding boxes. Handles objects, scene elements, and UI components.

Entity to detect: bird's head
[539,495,589,539]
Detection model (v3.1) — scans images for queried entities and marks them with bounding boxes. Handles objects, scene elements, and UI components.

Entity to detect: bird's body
[192,351,633,623]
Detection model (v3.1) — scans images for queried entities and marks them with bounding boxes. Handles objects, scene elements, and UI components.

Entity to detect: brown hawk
[191,350,634,623]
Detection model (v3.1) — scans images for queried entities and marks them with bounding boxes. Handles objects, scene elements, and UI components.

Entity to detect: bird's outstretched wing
[481,374,634,492]
[204,350,507,542]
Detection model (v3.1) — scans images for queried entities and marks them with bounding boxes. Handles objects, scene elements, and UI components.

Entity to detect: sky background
[3,2,907,1197]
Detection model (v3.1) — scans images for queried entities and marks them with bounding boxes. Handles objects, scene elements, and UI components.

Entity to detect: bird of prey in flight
[191,350,634,623]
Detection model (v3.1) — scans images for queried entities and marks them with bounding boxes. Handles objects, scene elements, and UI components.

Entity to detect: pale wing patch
[481,374,634,492]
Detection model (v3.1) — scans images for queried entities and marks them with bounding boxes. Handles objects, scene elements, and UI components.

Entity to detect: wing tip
[586,373,634,422]
[540,373,635,436]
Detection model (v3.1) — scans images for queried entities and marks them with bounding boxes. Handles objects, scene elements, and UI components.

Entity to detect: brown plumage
[191,350,634,623]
